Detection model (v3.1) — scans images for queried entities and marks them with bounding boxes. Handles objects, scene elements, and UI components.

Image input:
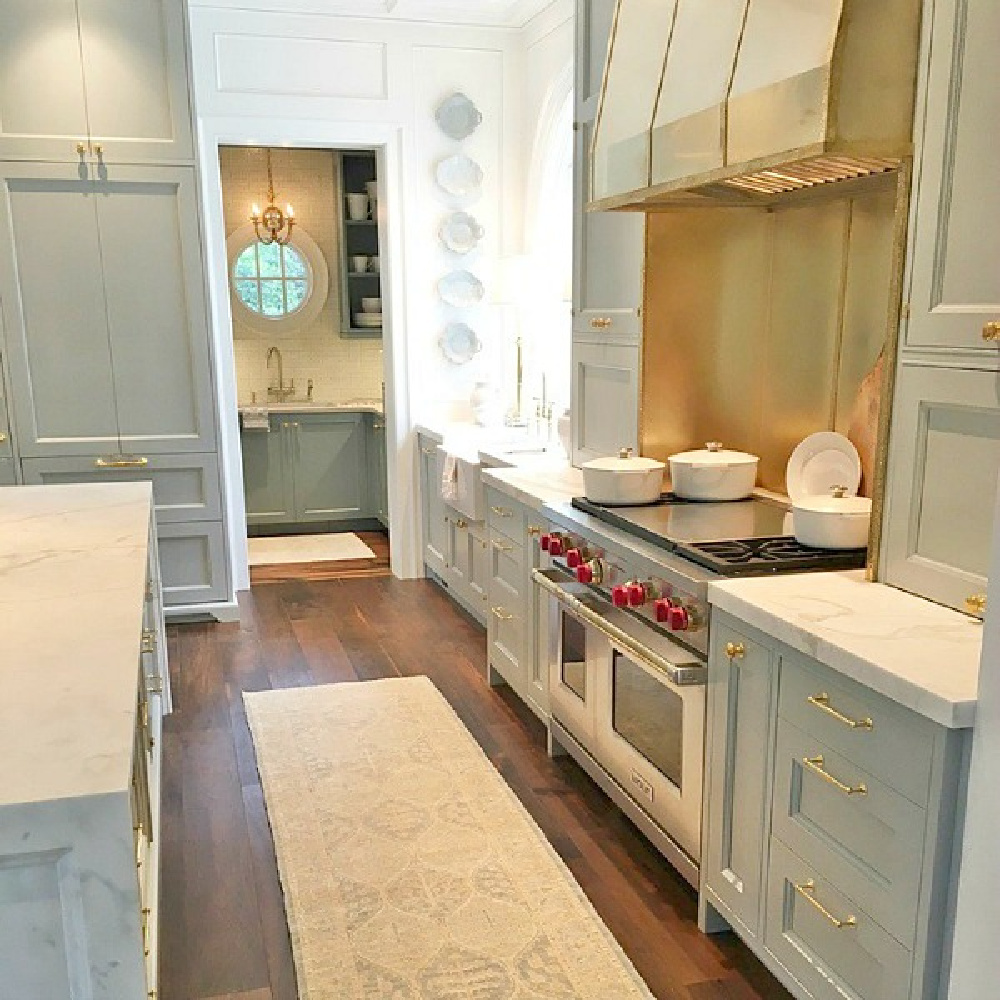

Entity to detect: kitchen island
[0,482,168,1000]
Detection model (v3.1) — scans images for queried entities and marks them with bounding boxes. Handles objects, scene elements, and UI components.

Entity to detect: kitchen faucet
[266,345,295,401]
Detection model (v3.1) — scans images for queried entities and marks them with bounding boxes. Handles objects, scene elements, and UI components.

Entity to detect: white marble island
[0,483,169,999]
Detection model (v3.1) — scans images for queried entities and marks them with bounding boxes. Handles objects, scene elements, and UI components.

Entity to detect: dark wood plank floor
[249,530,391,584]
[160,575,790,1000]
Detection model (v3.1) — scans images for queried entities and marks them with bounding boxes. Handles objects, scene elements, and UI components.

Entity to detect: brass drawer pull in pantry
[95,455,149,469]
[982,321,1000,342]
[590,316,613,330]
[807,692,873,730]
[803,755,868,796]
[725,641,745,660]
[491,539,513,553]
[793,880,857,929]
[966,594,987,615]
[491,606,514,621]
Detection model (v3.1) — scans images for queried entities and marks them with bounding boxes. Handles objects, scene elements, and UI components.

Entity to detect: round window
[226,223,329,334]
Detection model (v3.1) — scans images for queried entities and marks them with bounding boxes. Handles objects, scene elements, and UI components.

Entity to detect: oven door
[595,647,705,863]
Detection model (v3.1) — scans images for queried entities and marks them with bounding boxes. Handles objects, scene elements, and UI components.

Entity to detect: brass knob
[725,641,746,660]
[93,143,103,157]
[76,142,86,156]
[966,594,987,615]
[983,322,1000,343]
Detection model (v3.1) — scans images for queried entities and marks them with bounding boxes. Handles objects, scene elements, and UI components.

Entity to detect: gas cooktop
[570,495,866,577]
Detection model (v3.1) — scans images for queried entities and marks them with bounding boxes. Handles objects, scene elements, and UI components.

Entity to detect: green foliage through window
[233,242,312,318]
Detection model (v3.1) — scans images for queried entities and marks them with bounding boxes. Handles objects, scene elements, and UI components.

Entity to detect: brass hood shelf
[591,0,922,211]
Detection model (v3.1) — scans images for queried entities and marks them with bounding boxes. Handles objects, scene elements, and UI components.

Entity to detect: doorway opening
[219,145,390,581]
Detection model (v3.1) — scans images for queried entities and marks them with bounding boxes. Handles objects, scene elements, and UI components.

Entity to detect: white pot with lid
[792,486,871,550]
[668,442,759,501]
[582,448,665,505]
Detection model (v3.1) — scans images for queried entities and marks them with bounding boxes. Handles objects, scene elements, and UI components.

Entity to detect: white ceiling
[192,0,559,28]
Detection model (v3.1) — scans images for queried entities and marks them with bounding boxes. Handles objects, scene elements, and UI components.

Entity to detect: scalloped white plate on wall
[438,269,485,307]
[435,153,484,199]
[439,322,482,364]
[435,92,483,140]
[439,211,485,254]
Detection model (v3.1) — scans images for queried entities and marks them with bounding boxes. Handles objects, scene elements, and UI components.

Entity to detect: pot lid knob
[618,447,634,459]
[706,441,723,452]
[831,485,848,498]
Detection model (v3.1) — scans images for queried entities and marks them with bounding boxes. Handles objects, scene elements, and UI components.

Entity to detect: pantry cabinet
[0,0,194,164]
[242,415,296,525]
[702,611,967,1000]
[882,0,1000,615]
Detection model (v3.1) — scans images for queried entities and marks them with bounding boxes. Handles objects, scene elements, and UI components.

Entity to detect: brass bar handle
[807,692,873,730]
[802,755,868,796]
[725,641,745,660]
[589,316,613,330]
[491,539,513,553]
[490,505,513,517]
[95,455,149,469]
[491,606,514,621]
[793,880,856,929]
[966,594,987,615]
[527,525,542,537]
[982,322,1000,343]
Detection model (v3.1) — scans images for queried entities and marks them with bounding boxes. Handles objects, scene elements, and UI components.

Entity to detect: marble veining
[481,464,585,511]
[0,483,153,806]
[710,571,982,728]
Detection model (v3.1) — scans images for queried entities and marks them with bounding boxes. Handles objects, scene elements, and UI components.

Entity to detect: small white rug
[244,677,654,1000]
[248,532,376,566]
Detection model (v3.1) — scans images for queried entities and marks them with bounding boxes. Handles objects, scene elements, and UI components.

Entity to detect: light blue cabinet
[702,610,968,1000]
[242,410,384,528]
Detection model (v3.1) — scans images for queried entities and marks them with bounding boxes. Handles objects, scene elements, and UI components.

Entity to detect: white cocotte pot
[582,448,665,505]
[793,487,871,550]
[668,442,759,501]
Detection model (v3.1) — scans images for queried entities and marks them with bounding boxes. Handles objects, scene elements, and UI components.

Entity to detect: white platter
[439,322,482,364]
[786,431,861,501]
[435,153,484,199]
[439,211,485,254]
[354,313,383,328]
[438,269,485,307]
[435,92,483,140]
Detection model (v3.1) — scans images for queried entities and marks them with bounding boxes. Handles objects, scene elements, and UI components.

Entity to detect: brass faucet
[266,346,295,401]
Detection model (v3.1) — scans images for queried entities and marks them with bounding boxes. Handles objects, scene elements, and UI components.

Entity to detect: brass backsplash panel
[641,179,899,495]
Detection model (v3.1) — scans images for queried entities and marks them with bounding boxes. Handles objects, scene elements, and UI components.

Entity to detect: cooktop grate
[675,536,867,577]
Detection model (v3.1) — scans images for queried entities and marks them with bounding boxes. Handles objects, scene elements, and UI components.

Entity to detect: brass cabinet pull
[982,321,1000,342]
[491,606,514,621]
[589,316,613,330]
[527,525,541,537]
[372,422,384,431]
[793,880,856,929]
[966,594,987,615]
[454,518,468,529]
[491,505,513,518]
[807,692,873,730]
[95,455,148,468]
[76,141,87,156]
[491,538,513,553]
[0,431,7,443]
[725,641,745,660]
[802,755,868,796]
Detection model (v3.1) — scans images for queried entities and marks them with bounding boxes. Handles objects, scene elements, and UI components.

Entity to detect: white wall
[946,485,1000,997]
[187,4,545,586]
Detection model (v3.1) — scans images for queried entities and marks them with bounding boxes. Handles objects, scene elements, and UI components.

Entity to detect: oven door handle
[533,568,706,687]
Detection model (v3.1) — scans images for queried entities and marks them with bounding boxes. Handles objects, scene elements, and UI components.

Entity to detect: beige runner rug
[244,677,654,999]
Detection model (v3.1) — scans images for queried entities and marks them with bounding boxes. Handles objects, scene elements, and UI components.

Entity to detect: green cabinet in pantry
[701,610,968,1000]
[418,433,447,574]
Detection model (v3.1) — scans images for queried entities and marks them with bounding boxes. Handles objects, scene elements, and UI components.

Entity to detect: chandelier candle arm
[249,150,296,246]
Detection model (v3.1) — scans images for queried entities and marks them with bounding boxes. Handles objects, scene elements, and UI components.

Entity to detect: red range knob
[576,563,594,584]
[566,548,583,568]
[654,598,673,623]
[540,534,551,552]
[667,606,690,631]
[627,583,647,607]
[548,536,565,556]
[611,585,629,608]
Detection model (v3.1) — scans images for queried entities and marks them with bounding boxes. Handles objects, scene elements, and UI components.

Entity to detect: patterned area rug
[244,677,654,1000]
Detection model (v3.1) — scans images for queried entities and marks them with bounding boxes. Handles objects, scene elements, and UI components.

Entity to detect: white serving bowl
[793,490,871,549]
[361,297,382,313]
[582,449,665,505]
[668,442,759,501]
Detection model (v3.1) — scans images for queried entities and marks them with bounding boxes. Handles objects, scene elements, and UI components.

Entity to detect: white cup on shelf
[346,193,369,221]
[350,254,369,273]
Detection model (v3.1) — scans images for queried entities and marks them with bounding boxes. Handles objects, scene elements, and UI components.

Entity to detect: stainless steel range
[533,493,866,888]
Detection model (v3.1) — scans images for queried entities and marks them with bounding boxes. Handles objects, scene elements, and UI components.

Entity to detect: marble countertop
[710,571,983,728]
[414,420,562,468]
[240,399,383,415]
[481,463,585,512]
[0,483,152,806]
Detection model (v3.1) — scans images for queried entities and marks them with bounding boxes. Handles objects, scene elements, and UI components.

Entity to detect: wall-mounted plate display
[435,153,484,199]
[440,322,482,364]
[439,211,485,254]
[435,92,483,140]
[438,269,485,307]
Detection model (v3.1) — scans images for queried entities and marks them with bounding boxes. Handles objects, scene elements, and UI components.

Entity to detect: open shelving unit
[336,150,382,339]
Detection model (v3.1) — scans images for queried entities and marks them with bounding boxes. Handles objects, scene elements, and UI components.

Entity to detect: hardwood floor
[248,530,391,584]
[160,575,790,1000]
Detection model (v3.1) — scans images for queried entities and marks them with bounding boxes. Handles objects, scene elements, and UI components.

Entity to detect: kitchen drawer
[772,719,925,946]
[485,487,527,539]
[779,653,935,806]
[489,597,524,674]
[765,838,912,1000]
[490,533,525,598]
[157,520,228,606]
[20,453,222,523]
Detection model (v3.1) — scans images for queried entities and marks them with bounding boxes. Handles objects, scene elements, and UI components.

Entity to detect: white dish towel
[241,406,270,431]
[441,451,460,506]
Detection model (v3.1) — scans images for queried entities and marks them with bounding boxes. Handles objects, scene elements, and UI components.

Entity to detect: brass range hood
[591,0,923,210]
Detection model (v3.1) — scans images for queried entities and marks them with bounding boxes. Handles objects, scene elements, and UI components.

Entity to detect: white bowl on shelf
[354,313,383,328]
[361,297,382,313]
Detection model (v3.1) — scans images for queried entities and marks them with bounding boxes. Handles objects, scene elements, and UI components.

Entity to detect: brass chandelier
[250,149,295,246]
